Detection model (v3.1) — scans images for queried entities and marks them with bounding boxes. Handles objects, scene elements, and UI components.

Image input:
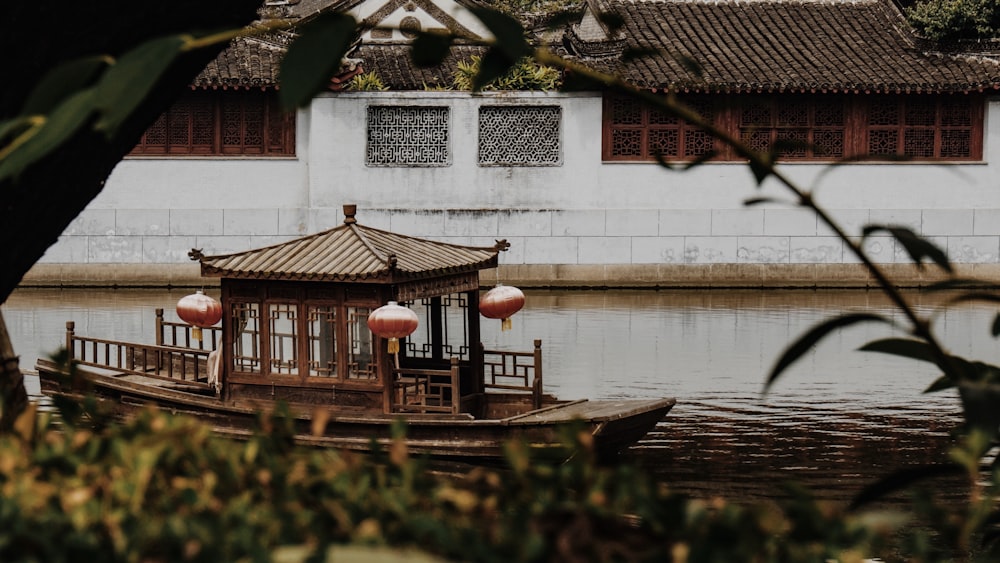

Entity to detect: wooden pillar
[430,296,443,361]
[155,308,164,346]
[532,339,543,410]
[467,289,483,395]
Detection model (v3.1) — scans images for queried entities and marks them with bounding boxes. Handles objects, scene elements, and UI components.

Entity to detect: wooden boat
[37,205,674,461]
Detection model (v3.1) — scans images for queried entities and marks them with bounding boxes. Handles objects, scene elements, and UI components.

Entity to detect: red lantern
[176,290,222,341]
[480,284,525,331]
[367,301,419,354]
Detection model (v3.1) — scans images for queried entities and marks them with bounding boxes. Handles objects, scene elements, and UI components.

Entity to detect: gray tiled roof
[579,0,1000,94]
[198,212,503,282]
[193,0,1000,94]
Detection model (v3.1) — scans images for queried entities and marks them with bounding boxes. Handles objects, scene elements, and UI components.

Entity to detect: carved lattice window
[366,106,450,166]
[347,306,377,380]
[307,305,337,377]
[603,93,981,162]
[231,302,261,373]
[866,96,978,160]
[604,95,717,161]
[405,294,470,361]
[268,303,299,375]
[132,91,294,156]
[737,97,845,159]
[478,106,561,166]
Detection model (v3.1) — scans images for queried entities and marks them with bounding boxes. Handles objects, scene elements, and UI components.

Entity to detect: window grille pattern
[307,305,337,377]
[232,302,261,373]
[366,106,449,166]
[603,94,982,162]
[268,303,299,375]
[132,91,294,156]
[405,294,470,361]
[605,96,716,161]
[347,307,377,380]
[738,98,845,159]
[478,106,561,166]
[866,97,976,159]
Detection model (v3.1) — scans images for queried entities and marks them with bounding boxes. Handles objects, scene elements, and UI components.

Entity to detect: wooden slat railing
[391,357,460,414]
[66,321,213,390]
[483,339,543,409]
[155,308,221,350]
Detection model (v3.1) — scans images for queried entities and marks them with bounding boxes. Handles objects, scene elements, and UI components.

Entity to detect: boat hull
[36,359,675,462]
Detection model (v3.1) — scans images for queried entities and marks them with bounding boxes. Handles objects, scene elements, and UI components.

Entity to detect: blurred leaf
[748,156,772,185]
[673,53,703,78]
[652,151,675,170]
[471,48,516,92]
[622,47,660,63]
[765,313,892,392]
[94,35,187,136]
[994,313,1000,337]
[23,56,111,115]
[924,374,955,393]
[411,31,453,68]
[859,337,938,365]
[470,8,529,61]
[279,13,358,110]
[862,224,952,273]
[596,12,625,34]
[744,197,782,207]
[0,88,97,183]
[681,149,717,170]
[770,138,811,159]
[849,464,963,510]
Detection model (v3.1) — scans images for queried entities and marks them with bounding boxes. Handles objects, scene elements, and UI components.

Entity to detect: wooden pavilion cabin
[38,205,675,460]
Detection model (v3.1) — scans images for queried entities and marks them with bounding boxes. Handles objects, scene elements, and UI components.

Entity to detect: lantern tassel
[502,318,512,331]
[388,337,399,354]
[193,326,203,341]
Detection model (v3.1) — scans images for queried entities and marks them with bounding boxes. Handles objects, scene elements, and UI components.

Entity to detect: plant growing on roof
[346,71,388,91]
[907,0,1000,41]
[452,55,561,91]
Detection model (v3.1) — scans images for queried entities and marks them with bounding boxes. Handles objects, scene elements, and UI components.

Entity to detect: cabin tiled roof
[575,0,1000,94]
[197,208,504,282]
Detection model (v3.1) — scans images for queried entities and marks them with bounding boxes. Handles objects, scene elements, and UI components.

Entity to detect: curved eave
[200,256,499,282]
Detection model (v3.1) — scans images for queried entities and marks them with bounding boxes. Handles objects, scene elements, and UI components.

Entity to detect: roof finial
[343,204,357,224]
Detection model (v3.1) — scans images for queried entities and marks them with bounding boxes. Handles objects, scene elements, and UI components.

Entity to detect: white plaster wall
[41,92,1000,269]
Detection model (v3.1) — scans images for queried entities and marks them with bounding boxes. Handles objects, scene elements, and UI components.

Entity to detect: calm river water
[5,287,991,505]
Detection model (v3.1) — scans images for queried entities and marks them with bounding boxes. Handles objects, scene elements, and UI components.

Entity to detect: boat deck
[507,398,676,424]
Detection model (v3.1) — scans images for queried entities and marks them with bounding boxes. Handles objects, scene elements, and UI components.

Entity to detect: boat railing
[65,321,214,391]
[482,339,543,409]
[391,357,460,414]
[155,308,221,350]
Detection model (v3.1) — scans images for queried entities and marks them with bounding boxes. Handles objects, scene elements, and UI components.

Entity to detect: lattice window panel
[268,303,299,375]
[478,106,561,166]
[132,91,294,156]
[604,95,716,161]
[307,305,337,377]
[231,302,261,373]
[737,97,845,160]
[405,294,470,361]
[347,306,377,380]
[366,106,450,166]
[865,96,978,160]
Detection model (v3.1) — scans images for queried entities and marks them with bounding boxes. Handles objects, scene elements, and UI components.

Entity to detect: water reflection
[6,287,989,504]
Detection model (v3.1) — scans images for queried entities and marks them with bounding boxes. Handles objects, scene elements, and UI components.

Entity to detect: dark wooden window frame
[225,284,382,388]
[131,89,295,157]
[603,93,984,163]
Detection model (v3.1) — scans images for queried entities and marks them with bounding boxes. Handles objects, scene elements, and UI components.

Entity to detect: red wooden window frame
[131,90,295,156]
[603,94,983,162]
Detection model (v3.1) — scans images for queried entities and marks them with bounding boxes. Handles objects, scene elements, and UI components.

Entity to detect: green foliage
[0,404,917,562]
[487,0,584,17]
[346,72,388,91]
[907,0,1000,41]
[453,55,561,91]
[279,13,358,109]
